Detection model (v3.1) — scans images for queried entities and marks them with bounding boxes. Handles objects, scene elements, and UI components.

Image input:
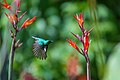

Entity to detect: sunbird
[32,36,53,59]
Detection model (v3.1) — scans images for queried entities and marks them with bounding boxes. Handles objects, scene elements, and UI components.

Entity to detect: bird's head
[46,40,53,45]
[47,40,53,44]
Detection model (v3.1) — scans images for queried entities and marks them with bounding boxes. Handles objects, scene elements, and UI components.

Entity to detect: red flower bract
[74,13,84,28]
[68,13,93,55]
[67,39,80,52]
[1,0,11,10]
[4,12,18,25]
[21,16,36,28]
[83,32,90,54]
[67,13,92,80]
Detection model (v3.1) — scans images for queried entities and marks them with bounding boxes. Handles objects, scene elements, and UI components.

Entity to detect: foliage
[0,0,120,80]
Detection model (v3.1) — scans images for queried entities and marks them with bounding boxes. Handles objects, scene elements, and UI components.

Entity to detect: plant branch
[8,32,17,80]
[85,54,91,80]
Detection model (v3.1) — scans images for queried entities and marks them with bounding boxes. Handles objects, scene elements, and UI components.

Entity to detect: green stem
[8,35,16,80]
[85,54,91,80]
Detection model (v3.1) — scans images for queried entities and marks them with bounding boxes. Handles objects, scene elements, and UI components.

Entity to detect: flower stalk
[0,0,36,80]
[67,13,93,80]
[8,31,17,80]
[85,53,90,80]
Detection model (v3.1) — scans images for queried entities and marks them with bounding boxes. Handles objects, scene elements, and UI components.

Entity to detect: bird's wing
[32,41,47,60]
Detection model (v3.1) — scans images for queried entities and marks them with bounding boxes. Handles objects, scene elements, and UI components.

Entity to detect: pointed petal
[20,16,36,29]
[71,32,82,42]
[66,39,81,53]
[74,14,79,21]
[4,12,18,25]
[18,42,23,48]
[20,18,29,29]
[1,0,11,10]
[4,12,13,24]
[88,27,94,35]
[18,11,27,21]
[74,13,84,31]
[83,34,89,54]
[29,16,36,23]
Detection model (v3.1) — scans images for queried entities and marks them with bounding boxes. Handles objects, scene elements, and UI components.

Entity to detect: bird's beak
[50,40,53,43]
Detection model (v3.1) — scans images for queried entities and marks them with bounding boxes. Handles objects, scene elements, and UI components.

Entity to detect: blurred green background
[0,0,120,80]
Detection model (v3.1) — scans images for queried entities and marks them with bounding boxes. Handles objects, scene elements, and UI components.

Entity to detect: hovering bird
[32,36,53,60]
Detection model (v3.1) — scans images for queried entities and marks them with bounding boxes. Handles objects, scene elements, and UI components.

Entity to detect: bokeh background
[0,0,120,80]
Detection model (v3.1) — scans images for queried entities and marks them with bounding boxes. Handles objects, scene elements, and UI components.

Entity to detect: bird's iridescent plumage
[32,36,52,60]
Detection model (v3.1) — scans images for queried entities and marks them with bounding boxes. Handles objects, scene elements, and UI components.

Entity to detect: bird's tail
[32,36,39,40]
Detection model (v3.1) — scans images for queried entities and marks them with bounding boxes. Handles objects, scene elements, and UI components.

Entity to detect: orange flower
[74,13,84,28]
[1,0,11,10]
[21,16,36,28]
[4,12,18,25]
[83,32,90,54]
[83,28,93,54]
[67,39,80,52]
